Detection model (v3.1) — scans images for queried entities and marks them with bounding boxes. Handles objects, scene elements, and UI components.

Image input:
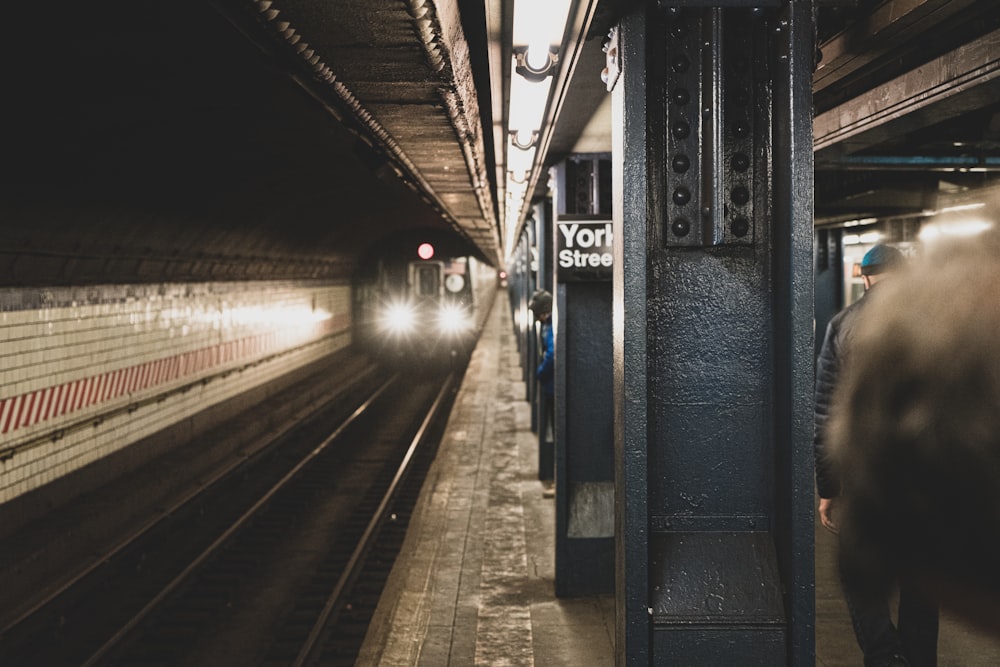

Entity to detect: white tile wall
[0,281,352,504]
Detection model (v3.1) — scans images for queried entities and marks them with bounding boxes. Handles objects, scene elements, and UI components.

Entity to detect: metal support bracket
[662,7,764,247]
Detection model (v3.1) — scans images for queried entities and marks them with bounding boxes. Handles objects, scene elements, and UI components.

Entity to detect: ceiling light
[510,129,538,150]
[502,0,575,260]
[514,46,558,82]
[508,70,552,136]
[919,218,993,242]
[938,202,986,214]
[507,146,537,182]
[512,0,572,53]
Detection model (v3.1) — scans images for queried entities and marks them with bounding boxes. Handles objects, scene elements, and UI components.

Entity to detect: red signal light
[417,243,435,260]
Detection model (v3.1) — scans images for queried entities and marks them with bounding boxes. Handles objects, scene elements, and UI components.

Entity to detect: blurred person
[814,243,939,667]
[528,289,555,497]
[827,230,1000,641]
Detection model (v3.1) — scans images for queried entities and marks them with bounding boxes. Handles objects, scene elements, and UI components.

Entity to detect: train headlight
[382,303,417,334]
[438,303,470,334]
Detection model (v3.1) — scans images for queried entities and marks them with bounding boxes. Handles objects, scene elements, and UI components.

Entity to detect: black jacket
[813,288,878,499]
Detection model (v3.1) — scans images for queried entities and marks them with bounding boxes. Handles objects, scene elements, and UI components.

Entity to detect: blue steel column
[509,234,532,389]
[613,2,815,664]
[773,0,817,659]
[552,156,615,596]
[523,221,539,415]
[813,227,842,358]
[614,10,651,663]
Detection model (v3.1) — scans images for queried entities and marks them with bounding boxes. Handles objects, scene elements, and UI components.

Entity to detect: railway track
[0,370,457,667]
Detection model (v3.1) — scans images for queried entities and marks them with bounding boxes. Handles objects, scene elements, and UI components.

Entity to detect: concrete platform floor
[357,296,615,666]
[815,503,1000,666]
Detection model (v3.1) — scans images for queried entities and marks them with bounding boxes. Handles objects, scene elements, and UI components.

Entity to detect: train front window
[415,265,441,296]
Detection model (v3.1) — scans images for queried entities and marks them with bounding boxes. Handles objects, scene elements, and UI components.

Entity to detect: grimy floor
[815,500,1000,666]
[357,295,616,666]
[358,293,1000,666]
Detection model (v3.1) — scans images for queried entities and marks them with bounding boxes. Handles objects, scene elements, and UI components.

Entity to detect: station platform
[357,295,616,666]
[359,292,1000,666]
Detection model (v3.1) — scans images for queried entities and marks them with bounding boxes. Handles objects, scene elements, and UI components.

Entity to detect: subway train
[355,238,497,368]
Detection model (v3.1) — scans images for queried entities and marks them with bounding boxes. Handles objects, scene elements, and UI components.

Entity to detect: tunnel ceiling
[4,0,1000,287]
[813,0,1000,227]
[0,0,498,286]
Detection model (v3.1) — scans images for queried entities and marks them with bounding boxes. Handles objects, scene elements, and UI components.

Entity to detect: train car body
[356,246,496,369]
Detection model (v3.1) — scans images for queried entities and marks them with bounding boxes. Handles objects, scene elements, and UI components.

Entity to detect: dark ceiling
[812,0,1000,227]
[1,0,998,287]
[0,0,497,286]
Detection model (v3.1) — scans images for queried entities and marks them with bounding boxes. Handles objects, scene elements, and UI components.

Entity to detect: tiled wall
[0,281,352,504]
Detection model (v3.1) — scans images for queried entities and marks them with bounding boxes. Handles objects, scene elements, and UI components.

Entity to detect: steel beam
[614,1,815,663]
[814,28,1000,157]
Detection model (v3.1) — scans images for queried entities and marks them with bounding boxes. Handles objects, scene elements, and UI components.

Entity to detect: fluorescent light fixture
[841,217,879,228]
[938,202,986,214]
[526,46,552,71]
[508,72,552,135]
[513,0,572,53]
[511,128,538,150]
[502,0,575,261]
[507,145,537,181]
[514,45,558,82]
[843,232,884,245]
[918,218,994,242]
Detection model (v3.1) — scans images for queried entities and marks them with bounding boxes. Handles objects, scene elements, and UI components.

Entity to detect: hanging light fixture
[503,0,575,255]
[513,45,559,82]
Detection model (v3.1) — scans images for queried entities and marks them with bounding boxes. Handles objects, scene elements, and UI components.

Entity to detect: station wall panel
[0,281,351,504]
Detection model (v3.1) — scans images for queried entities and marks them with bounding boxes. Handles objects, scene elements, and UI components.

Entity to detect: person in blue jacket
[529,289,554,496]
[531,291,555,397]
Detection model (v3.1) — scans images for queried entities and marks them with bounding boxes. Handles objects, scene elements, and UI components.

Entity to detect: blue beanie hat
[860,244,903,276]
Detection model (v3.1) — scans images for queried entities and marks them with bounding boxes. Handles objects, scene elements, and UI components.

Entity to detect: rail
[77,376,397,667]
[293,372,456,666]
